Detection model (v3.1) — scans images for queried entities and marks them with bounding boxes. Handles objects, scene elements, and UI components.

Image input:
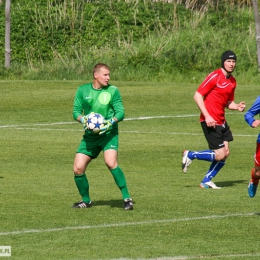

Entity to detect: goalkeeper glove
[99,118,116,135]
[80,115,89,130]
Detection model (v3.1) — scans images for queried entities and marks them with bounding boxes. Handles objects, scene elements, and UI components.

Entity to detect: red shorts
[255,142,260,167]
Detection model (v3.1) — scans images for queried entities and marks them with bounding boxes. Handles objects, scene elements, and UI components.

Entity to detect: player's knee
[73,168,82,175]
[73,164,85,174]
[105,161,117,170]
[215,149,229,161]
[225,149,230,158]
[215,155,225,161]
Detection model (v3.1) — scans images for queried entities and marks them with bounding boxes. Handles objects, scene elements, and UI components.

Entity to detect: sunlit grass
[0,81,259,259]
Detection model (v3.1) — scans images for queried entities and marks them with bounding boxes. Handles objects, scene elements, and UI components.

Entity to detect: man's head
[93,63,110,87]
[221,50,237,74]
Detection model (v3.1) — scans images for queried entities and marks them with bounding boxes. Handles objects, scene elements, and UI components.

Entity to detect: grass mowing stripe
[0,212,256,236]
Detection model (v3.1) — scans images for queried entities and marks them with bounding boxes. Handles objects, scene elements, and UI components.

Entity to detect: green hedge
[0,0,258,81]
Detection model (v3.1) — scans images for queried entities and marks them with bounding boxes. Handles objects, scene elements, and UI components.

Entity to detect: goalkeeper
[72,63,133,210]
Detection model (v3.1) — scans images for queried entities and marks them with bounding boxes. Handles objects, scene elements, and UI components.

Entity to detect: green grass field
[0,80,260,260]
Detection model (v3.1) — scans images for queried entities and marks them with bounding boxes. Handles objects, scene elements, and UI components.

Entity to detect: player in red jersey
[182,50,246,189]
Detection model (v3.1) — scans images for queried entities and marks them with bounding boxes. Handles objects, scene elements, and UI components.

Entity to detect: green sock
[74,173,91,203]
[110,166,131,200]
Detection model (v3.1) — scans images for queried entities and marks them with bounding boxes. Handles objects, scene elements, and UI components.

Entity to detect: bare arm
[194,91,217,128]
[227,101,246,111]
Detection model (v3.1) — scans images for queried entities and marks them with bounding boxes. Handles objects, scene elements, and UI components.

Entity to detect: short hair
[92,63,110,77]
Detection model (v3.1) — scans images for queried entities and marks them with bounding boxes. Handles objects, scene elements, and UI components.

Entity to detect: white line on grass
[0,115,193,129]
[0,121,77,128]
[0,212,256,236]
[111,252,260,259]
[0,114,256,137]
[0,127,256,138]
[0,130,257,138]
[0,112,239,129]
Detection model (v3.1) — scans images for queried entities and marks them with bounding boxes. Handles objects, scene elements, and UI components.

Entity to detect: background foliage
[0,0,258,82]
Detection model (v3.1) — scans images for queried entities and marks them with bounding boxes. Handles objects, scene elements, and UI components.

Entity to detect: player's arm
[227,101,246,111]
[111,88,125,122]
[72,88,84,121]
[99,88,124,135]
[194,91,216,128]
[72,87,90,130]
[194,71,219,127]
[245,96,260,127]
[105,88,124,124]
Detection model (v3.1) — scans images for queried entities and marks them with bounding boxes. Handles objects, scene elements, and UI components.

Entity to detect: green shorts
[76,131,119,159]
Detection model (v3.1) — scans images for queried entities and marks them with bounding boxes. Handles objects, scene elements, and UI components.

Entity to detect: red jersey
[197,68,236,125]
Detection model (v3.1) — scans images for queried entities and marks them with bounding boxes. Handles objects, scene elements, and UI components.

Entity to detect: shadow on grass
[215,179,248,187]
[93,199,135,209]
[184,179,248,188]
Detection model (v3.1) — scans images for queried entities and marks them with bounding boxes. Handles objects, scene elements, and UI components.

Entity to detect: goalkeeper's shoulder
[107,84,118,89]
[77,82,92,90]
[107,84,121,94]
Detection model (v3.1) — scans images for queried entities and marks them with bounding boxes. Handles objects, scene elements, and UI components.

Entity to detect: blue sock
[188,150,215,162]
[201,160,225,183]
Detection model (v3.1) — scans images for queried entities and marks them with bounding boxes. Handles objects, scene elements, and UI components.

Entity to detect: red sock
[251,168,260,185]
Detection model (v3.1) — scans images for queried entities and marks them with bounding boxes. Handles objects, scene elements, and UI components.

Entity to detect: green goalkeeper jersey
[73,83,125,134]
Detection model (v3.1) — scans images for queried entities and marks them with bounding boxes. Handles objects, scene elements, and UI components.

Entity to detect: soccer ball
[86,113,105,134]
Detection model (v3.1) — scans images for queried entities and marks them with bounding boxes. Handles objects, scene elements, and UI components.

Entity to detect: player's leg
[248,141,260,198]
[201,140,229,180]
[200,161,225,186]
[182,149,215,173]
[182,122,218,173]
[72,137,100,208]
[72,153,92,208]
[200,124,233,189]
[103,134,133,210]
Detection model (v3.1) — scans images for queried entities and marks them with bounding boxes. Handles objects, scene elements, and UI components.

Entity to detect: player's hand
[80,116,88,130]
[205,115,217,128]
[252,120,260,128]
[99,118,116,135]
[80,112,94,130]
[237,101,246,112]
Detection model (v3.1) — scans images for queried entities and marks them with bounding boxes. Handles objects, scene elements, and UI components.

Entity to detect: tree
[5,0,11,68]
[252,0,260,72]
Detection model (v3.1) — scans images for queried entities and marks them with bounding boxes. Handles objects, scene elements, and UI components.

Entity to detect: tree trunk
[5,0,11,68]
[252,0,260,72]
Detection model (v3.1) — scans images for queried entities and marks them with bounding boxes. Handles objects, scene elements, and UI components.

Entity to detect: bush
[0,0,259,82]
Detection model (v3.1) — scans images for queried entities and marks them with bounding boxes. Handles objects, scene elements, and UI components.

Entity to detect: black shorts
[201,121,233,150]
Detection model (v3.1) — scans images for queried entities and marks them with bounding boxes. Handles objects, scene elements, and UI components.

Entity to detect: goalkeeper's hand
[99,118,116,135]
[80,113,94,130]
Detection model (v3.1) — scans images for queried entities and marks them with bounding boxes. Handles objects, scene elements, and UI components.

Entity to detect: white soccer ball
[86,113,105,134]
